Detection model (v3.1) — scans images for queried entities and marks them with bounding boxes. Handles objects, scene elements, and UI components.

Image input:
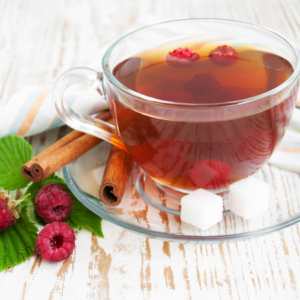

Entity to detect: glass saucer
[63,142,300,244]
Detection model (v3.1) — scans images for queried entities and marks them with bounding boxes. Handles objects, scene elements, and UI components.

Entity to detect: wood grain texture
[0,0,300,299]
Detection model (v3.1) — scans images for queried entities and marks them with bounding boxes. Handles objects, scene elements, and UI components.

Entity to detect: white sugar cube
[181,189,223,230]
[229,176,270,220]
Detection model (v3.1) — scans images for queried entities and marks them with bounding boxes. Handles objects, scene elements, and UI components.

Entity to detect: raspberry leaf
[25,175,104,238]
[0,205,38,271]
[0,135,33,191]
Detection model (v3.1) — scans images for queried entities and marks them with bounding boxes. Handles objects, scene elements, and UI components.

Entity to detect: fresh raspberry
[36,222,75,262]
[226,87,251,101]
[188,159,231,190]
[35,183,73,223]
[0,191,23,231]
[0,196,16,231]
[209,45,239,66]
[166,47,200,67]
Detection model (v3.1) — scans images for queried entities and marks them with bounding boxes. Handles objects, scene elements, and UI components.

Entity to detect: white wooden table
[1,0,300,299]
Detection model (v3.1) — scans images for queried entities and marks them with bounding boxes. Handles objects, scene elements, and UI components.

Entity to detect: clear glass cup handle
[53,67,126,150]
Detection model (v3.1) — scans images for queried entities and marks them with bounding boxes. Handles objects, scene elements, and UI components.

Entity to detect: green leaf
[25,175,104,238]
[0,135,33,190]
[0,205,38,271]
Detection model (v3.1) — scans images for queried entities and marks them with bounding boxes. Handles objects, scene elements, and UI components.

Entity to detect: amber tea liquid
[109,38,296,191]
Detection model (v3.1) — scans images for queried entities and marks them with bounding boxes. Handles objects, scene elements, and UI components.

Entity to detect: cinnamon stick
[99,145,135,206]
[21,110,112,181]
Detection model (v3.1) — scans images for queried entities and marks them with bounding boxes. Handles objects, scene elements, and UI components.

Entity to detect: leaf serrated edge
[0,135,33,191]
[0,206,38,271]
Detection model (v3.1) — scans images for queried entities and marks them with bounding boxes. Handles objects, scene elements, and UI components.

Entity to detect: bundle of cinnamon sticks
[22,110,135,206]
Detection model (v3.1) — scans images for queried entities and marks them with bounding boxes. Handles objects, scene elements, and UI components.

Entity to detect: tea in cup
[53,19,299,195]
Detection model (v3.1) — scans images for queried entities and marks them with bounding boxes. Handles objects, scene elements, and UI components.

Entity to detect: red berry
[36,222,75,262]
[0,195,16,231]
[166,47,200,67]
[209,45,239,66]
[35,183,73,223]
[188,159,231,190]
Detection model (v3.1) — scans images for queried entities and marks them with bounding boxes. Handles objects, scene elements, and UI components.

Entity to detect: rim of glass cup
[102,18,300,107]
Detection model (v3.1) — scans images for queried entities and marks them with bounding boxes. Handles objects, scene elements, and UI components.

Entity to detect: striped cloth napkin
[0,45,109,138]
[0,20,299,172]
[0,85,108,138]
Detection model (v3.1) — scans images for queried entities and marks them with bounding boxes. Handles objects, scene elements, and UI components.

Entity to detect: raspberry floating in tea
[209,45,239,66]
[166,47,200,67]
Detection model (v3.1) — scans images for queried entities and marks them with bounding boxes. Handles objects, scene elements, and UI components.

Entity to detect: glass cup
[53,19,300,197]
